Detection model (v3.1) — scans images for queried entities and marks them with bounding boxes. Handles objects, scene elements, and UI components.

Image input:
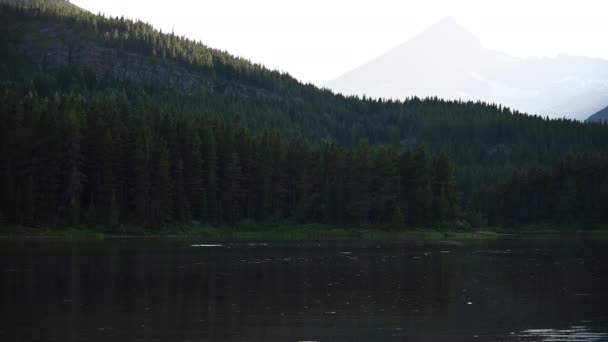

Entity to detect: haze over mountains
[2,0,608,230]
[325,17,608,121]
[588,106,608,123]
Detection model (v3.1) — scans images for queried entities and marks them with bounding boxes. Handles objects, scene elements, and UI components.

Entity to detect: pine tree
[108,188,119,227]
[258,133,274,219]
[432,153,456,221]
[434,186,450,222]
[391,205,405,231]
[174,159,190,221]
[184,132,204,219]
[24,174,35,226]
[269,131,287,218]
[63,110,86,226]
[205,131,219,222]
[152,139,173,223]
[347,140,371,224]
[134,133,151,224]
[296,169,312,222]
[556,177,576,224]
[414,182,433,226]
[373,149,398,223]
[85,197,97,225]
[1,161,16,222]
[222,152,243,223]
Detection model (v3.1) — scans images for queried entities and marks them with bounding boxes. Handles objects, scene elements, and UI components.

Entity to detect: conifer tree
[184,132,203,219]
[205,130,219,222]
[134,133,151,224]
[391,205,405,231]
[414,182,433,226]
[173,159,190,221]
[108,188,119,227]
[152,139,173,223]
[62,110,85,226]
[1,161,16,223]
[222,152,242,223]
[296,169,312,222]
[23,174,35,226]
[347,140,371,224]
[556,177,577,224]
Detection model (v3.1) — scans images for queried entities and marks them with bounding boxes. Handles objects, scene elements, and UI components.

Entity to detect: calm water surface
[1,238,607,341]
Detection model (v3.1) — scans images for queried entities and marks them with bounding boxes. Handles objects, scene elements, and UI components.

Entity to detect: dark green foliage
[347,140,372,224]
[0,92,467,228]
[296,169,312,222]
[1,1,607,170]
[432,153,457,221]
[133,131,150,224]
[222,153,243,223]
[108,188,119,227]
[414,182,433,226]
[23,174,35,226]
[204,129,219,222]
[391,206,405,231]
[1,160,16,222]
[151,139,172,224]
[183,132,203,219]
[490,152,608,227]
[173,159,190,222]
[0,1,608,230]
[1,86,608,230]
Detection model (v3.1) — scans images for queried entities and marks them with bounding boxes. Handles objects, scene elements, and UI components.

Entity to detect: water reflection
[516,326,608,341]
[0,238,607,341]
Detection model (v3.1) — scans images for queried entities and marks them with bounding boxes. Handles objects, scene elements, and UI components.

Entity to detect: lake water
[1,237,608,341]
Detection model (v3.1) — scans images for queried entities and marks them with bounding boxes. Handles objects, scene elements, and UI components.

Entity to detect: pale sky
[71,0,608,85]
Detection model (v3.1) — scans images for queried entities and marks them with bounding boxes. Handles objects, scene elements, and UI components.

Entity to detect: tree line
[0,91,459,229]
[2,1,608,170]
[1,91,607,230]
[1,1,608,231]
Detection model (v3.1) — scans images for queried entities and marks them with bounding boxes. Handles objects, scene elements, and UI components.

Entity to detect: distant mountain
[1,1,608,229]
[1,0,607,165]
[325,17,608,121]
[587,106,608,122]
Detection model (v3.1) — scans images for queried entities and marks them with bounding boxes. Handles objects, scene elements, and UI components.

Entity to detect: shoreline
[1,223,607,241]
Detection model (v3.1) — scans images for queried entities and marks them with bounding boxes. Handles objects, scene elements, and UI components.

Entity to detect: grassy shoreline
[1,222,607,241]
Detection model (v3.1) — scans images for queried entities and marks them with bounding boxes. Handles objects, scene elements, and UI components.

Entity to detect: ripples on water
[515,326,608,341]
[1,238,608,341]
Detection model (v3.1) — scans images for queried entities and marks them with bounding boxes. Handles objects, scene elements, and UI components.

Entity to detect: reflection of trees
[0,240,606,340]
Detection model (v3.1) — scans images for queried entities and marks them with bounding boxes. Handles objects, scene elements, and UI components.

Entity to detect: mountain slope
[1,1,608,230]
[587,106,608,122]
[325,18,511,102]
[1,1,607,165]
[325,18,608,121]
[0,0,302,100]
[1,0,81,10]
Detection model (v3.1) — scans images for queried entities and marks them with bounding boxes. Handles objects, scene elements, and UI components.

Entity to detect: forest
[1,1,608,231]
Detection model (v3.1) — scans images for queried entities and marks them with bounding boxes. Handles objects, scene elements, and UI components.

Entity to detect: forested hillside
[587,106,608,123]
[1,1,608,231]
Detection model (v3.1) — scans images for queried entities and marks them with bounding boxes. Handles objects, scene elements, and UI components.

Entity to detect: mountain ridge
[0,0,304,103]
[325,18,608,120]
[587,106,608,122]
[1,0,608,230]
[1,0,82,10]
[1,0,607,159]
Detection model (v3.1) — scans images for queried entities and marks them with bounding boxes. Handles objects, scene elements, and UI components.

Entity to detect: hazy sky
[71,0,608,85]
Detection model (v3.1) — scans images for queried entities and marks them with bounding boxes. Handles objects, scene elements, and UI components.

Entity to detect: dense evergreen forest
[1,0,608,231]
